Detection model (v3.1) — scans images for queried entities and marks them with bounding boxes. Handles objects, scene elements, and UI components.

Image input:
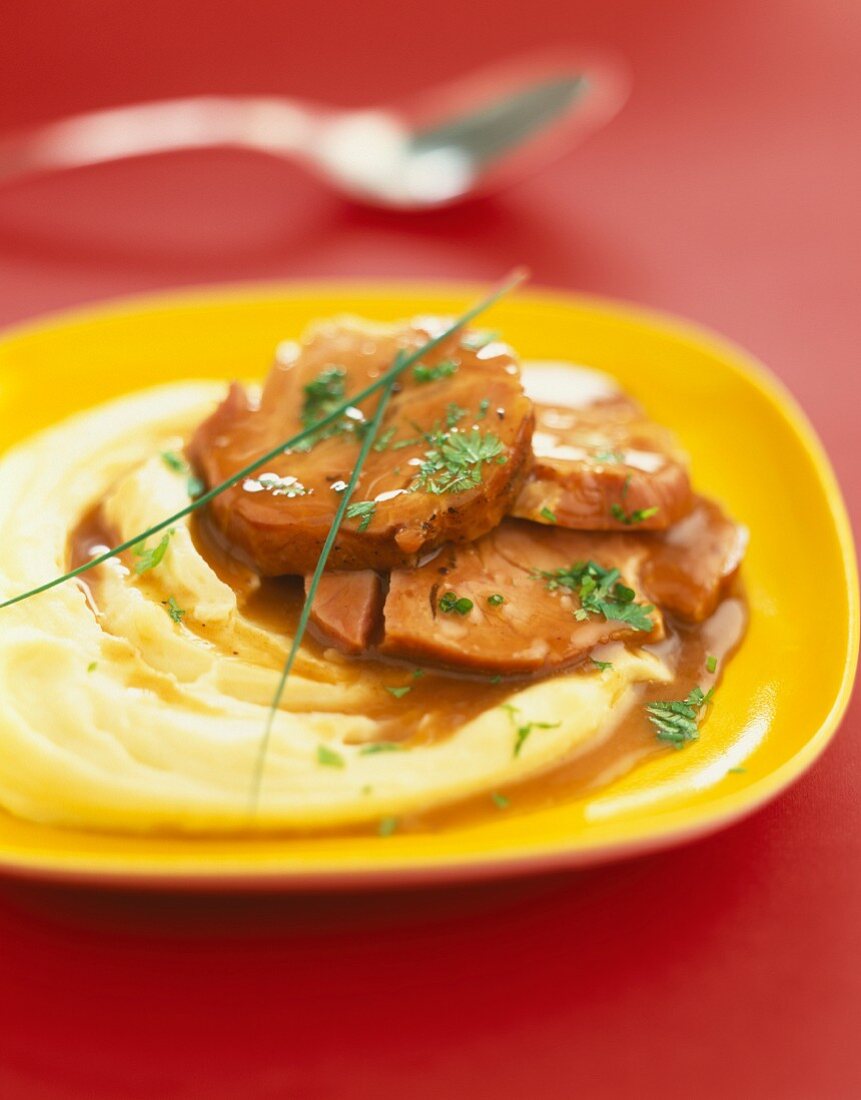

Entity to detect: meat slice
[379,520,664,676]
[640,497,748,621]
[511,362,694,531]
[306,570,384,653]
[301,498,745,674]
[188,318,534,575]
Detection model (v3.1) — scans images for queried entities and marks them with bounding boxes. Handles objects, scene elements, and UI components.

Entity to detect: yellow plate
[0,283,856,889]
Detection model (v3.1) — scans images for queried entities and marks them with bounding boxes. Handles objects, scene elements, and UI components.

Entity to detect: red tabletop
[1,3,859,1097]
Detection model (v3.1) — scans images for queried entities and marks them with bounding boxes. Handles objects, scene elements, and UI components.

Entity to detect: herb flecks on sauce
[359,742,403,755]
[412,427,506,495]
[164,596,185,623]
[536,560,654,632]
[372,427,397,453]
[439,592,474,616]
[132,530,174,575]
[502,703,561,758]
[646,686,714,749]
[345,499,376,532]
[296,365,366,450]
[160,450,186,474]
[610,474,659,526]
[413,359,458,383]
[446,402,468,428]
[316,744,345,768]
[386,685,411,699]
[160,449,204,499]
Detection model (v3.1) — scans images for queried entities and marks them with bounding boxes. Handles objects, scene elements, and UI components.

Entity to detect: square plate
[0,283,856,888]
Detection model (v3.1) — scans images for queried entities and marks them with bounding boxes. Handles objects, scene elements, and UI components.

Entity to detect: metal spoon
[0,50,628,211]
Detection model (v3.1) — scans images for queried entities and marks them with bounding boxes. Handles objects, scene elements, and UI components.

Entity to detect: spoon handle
[0,95,319,183]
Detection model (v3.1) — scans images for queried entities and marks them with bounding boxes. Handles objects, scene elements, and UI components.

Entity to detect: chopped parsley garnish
[646,686,713,749]
[476,398,490,420]
[537,560,654,632]
[728,766,746,774]
[591,657,613,671]
[412,668,425,678]
[513,724,551,756]
[345,499,376,531]
[610,474,658,526]
[489,674,503,684]
[502,703,560,758]
[386,685,411,699]
[359,741,403,755]
[446,402,468,428]
[132,530,173,575]
[413,359,458,383]
[439,591,474,615]
[302,365,346,423]
[487,593,505,607]
[87,661,97,673]
[706,654,718,674]
[160,450,204,499]
[373,426,397,452]
[491,792,510,810]
[160,450,186,473]
[611,502,659,525]
[164,596,185,623]
[539,506,557,524]
[412,427,506,495]
[296,365,364,449]
[461,329,499,352]
[378,816,398,837]
[316,744,345,768]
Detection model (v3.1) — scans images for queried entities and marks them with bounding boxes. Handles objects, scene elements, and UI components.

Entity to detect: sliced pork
[640,496,748,621]
[380,520,663,675]
[189,319,534,575]
[512,363,693,531]
[306,497,745,674]
[305,570,383,653]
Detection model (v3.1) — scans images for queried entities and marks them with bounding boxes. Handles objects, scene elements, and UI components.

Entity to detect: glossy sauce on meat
[188,320,534,574]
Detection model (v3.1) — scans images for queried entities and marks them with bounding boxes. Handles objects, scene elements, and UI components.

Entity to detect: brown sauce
[67,503,746,836]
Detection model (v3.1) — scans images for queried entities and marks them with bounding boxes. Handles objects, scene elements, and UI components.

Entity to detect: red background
[0,2,859,1096]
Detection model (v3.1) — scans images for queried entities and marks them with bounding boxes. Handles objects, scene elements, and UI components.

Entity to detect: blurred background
[0,2,859,1097]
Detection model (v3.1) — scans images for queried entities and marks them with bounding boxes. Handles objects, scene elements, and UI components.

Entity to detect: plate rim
[0,279,857,890]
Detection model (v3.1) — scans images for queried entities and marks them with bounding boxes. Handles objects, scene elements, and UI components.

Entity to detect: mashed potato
[0,384,670,833]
